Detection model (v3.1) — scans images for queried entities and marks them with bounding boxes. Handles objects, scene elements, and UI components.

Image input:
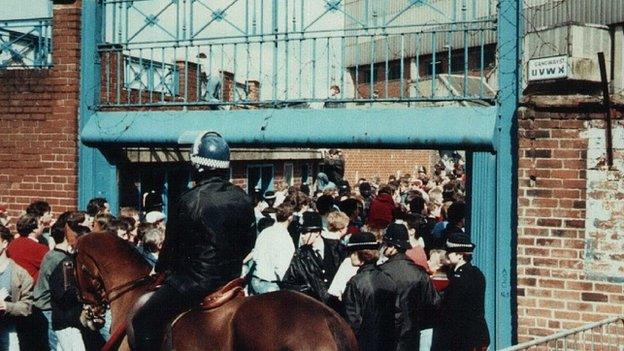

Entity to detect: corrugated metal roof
[345,0,624,29]
[344,0,624,64]
[344,25,497,67]
[344,0,496,29]
[524,0,624,32]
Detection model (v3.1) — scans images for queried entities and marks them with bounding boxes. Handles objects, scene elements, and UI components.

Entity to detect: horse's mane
[76,231,151,272]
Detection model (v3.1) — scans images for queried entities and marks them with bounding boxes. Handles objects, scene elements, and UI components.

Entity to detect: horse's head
[74,231,153,308]
[75,243,106,306]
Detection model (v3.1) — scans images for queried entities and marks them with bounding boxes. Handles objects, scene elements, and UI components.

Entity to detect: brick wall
[0,3,82,221]
[517,98,624,342]
[342,149,436,183]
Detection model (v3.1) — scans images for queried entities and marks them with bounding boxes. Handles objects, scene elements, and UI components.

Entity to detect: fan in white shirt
[249,204,295,294]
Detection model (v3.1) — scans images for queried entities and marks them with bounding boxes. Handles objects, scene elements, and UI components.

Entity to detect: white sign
[528,55,568,81]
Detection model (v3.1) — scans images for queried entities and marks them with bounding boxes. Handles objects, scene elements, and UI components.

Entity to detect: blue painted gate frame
[78,0,520,348]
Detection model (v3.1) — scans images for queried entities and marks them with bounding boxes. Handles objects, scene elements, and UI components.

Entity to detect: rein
[77,250,155,305]
[106,275,155,302]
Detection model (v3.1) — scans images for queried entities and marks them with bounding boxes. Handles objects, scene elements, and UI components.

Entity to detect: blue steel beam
[80,107,498,150]
[495,0,522,347]
[467,151,497,347]
[79,0,119,215]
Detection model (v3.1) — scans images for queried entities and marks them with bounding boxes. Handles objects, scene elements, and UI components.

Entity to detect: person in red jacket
[7,213,49,350]
[7,213,48,282]
[366,185,396,231]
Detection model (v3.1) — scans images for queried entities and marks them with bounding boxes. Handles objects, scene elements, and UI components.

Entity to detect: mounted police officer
[131,132,256,350]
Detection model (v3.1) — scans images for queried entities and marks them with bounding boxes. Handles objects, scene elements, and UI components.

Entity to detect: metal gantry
[97,0,498,108]
[0,17,52,69]
[78,1,521,348]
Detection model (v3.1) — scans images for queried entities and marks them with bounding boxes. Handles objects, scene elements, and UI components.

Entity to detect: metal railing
[500,315,624,351]
[96,0,498,109]
[0,17,52,69]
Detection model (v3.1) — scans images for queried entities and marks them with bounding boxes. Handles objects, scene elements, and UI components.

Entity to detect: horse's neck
[100,265,151,331]
[109,283,150,331]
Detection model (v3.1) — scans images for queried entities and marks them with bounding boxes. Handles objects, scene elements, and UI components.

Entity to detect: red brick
[536,218,562,227]
[581,292,608,303]
[0,4,80,216]
[535,159,563,169]
[538,279,565,289]
[551,169,580,179]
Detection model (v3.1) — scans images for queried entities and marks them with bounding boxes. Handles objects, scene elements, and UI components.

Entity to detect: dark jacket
[380,253,441,351]
[49,249,81,330]
[433,262,490,351]
[157,176,256,294]
[280,238,345,303]
[413,214,437,255]
[343,263,397,351]
[323,155,345,184]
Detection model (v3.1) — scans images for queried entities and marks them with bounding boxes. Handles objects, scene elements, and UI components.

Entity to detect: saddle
[200,277,245,310]
[145,276,245,310]
[104,278,245,351]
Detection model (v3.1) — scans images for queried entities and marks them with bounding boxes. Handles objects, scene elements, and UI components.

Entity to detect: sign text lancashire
[528,55,568,81]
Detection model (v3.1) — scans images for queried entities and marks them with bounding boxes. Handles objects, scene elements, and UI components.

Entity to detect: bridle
[76,249,154,307]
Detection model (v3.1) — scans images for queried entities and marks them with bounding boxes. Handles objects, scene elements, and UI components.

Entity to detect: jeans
[55,327,86,351]
[42,310,59,351]
[99,309,112,341]
[15,309,50,350]
[0,322,19,351]
[420,328,433,351]
[249,276,279,295]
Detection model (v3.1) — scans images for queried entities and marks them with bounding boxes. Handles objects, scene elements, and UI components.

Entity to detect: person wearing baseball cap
[379,222,440,351]
[144,211,166,230]
[342,232,396,351]
[432,233,489,351]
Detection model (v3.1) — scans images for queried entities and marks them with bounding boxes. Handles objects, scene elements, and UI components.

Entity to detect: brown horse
[74,232,359,351]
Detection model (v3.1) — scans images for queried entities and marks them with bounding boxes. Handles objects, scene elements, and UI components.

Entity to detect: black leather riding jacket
[156,176,256,294]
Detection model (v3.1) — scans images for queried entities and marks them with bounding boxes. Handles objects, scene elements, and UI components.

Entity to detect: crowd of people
[0,146,489,351]
[0,198,167,350]
[245,154,489,351]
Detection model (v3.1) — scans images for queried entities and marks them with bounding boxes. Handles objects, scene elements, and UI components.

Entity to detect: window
[386,61,403,80]
[425,59,443,77]
[284,163,294,186]
[247,165,274,195]
[118,165,190,218]
[301,164,310,185]
[356,65,379,84]
[450,53,466,74]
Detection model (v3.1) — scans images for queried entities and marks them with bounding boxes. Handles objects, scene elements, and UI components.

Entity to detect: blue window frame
[247,164,274,196]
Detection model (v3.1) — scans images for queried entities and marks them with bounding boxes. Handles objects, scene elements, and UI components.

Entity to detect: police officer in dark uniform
[432,233,489,351]
[131,132,256,350]
[280,211,344,304]
[379,222,440,351]
[342,232,397,351]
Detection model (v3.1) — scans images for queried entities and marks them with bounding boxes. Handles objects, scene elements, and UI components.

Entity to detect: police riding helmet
[190,132,230,172]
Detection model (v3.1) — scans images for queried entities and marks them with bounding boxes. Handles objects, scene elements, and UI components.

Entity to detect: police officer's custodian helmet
[190,132,230,171]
